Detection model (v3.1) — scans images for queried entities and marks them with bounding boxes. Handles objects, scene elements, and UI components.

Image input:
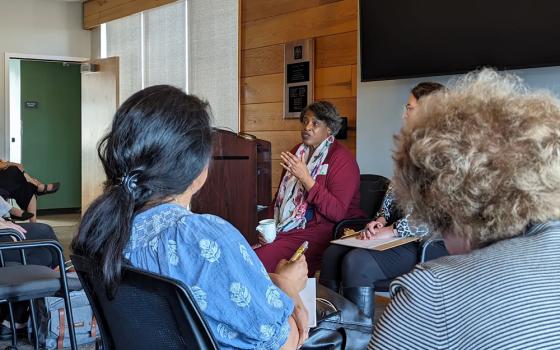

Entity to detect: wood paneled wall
[240,0,358,193]
[83,0,177,29]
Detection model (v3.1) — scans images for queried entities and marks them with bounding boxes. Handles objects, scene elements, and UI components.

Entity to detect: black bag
[302,284,372,350]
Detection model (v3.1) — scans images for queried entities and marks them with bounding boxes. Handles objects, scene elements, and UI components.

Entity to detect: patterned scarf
[274,135,335,233]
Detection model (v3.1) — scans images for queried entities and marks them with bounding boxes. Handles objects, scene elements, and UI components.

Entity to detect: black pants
[0,166,37,209]
[319,241,448,289]
[0,223,58,323]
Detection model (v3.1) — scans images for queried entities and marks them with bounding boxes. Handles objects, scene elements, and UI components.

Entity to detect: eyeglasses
[403,104,415,113]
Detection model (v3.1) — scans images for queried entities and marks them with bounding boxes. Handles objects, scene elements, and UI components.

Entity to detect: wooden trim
[83,0,178,29]
[242,0,357,50]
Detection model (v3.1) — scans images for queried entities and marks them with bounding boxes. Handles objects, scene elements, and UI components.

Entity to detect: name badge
[319,164,329,175]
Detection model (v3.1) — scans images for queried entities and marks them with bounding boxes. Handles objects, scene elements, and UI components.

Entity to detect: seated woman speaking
[255,101,363,276]
[72,86,309,349]
[370,69,560,348]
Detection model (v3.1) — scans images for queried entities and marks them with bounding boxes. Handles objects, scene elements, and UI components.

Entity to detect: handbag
[302,284,372,350]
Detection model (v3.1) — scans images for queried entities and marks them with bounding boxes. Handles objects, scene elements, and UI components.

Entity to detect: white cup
[257,219,277,243]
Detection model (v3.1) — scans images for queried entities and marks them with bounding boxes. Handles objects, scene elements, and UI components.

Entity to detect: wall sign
[284,39,314,119]
[25,101,39,109]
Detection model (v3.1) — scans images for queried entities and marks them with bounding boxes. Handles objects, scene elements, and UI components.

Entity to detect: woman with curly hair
[370,69,560,349]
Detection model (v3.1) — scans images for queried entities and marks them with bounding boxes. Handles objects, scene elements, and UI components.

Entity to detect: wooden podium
[192,129,271,245]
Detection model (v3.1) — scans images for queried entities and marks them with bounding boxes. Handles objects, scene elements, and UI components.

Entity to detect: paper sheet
[299,278,317,328]
[331,236,419,251]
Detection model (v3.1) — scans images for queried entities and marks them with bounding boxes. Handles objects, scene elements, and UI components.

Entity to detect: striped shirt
[369,220,560,350]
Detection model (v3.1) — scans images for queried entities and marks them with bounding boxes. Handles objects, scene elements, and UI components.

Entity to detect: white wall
[188,0,239,132]
[0,0,91,159]
[357,66,560,178]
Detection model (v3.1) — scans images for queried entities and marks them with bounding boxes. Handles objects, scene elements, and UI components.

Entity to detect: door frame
[3,53,88,161]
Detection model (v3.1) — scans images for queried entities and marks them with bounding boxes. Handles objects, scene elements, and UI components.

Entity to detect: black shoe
[342,286,375,320]
[36,182,60,196]
[0,324,27,340]
[9,211,34,221]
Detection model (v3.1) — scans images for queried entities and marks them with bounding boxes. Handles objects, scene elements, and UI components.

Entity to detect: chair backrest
[70,254,218,350]
[359,174,390,217]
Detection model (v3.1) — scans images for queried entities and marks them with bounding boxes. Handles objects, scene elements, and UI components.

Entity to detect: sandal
[36,182,60,196]
[10,211,34,221]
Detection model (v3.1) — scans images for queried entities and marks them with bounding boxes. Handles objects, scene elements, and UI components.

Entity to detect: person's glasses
[403,104,415,112]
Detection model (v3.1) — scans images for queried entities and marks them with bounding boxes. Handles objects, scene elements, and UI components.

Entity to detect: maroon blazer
[271,139,364,227]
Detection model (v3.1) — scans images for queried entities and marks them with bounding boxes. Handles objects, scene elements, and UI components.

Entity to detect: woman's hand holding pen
[360,217,393,240]
[275,255,308,292]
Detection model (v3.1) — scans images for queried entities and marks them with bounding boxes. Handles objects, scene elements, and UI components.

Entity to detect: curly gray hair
[393,69,560,246]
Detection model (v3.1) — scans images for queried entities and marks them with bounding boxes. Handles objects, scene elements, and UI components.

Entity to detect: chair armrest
[333,218,373,239]
[0,228,25,242]
[0,239,64,267]
[420,238,445,263]
[0,239,72,292]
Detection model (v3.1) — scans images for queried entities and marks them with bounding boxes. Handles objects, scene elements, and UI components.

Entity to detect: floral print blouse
[124,203,294,349]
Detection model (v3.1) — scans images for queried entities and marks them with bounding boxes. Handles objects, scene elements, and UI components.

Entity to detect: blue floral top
[123,203,294,349]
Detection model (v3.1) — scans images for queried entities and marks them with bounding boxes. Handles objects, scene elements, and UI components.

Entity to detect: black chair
[333,174,390,239]
[0,230,77,350]
[70,254,218,350]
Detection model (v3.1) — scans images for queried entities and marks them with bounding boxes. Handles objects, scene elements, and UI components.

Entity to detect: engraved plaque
[284,39,314,119]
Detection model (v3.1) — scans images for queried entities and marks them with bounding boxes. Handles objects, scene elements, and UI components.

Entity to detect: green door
[20,60,81,210]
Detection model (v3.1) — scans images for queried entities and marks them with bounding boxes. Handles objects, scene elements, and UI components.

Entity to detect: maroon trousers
[254,222,334,276]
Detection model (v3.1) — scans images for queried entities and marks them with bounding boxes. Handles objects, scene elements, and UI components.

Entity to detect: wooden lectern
[191,129,271,245]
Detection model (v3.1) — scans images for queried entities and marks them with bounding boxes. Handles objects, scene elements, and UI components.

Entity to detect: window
[101,1,187,102]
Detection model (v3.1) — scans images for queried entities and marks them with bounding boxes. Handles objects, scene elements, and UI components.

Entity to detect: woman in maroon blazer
[255,101,363,276]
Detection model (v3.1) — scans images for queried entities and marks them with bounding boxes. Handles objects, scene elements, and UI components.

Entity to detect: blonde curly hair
[393,69,560,245]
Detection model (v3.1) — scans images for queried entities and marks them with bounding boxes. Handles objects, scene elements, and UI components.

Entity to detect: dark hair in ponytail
[72,85,213,292]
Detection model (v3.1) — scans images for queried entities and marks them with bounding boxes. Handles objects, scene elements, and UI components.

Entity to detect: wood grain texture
[241,0,358,192]
[315,65,354,99]
[242,0,357,50]
[242,102,302,131]
[315,31,357,68]
[322,97,356,127]
[337,130,356,155]
[242,45,284,77]
[83,0,177,29]
[241,73,283,104]
[241,0,342,23]
[81,57,119,212]
[249,131,302,160]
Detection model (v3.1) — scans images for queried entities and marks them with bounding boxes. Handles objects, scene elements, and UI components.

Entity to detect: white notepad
[299,278,317,328]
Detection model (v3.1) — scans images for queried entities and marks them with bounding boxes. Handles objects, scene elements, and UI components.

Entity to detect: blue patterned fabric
[124,203,294,349]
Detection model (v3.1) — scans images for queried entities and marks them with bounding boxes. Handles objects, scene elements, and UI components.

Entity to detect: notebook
[299,278,317,328]
[331,235,419,251]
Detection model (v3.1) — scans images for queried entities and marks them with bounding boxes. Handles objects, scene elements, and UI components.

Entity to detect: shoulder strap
[57,308,65,350]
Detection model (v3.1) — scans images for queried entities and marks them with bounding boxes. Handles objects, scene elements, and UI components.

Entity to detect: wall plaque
[284,39,314,119]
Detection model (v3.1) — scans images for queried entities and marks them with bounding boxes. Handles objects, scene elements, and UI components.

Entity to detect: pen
[341,229,365,239]
[289,241,308,262]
